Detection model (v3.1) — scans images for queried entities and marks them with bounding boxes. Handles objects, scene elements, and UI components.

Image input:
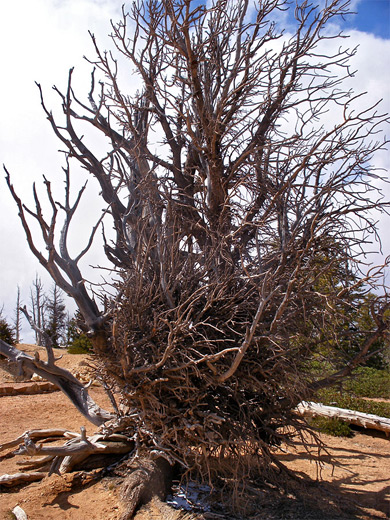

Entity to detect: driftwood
[13,427,134,474]
[16,455,57,471]
[58,435,134,474]
[297,401,390,435]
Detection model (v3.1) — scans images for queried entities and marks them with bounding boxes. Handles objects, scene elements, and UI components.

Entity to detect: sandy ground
[0,345,389,520]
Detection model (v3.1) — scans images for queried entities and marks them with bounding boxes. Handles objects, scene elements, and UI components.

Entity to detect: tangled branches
[98,224,388,493]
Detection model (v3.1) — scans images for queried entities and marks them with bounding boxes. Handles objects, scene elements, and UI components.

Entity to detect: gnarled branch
[0,340,114,426]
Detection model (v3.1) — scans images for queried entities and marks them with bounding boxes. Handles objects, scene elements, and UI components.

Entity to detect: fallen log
[12,427,134,475]
[17,455,56,470]
[0,471,46,487]
[0,381,58,396]
[297,401,390,436]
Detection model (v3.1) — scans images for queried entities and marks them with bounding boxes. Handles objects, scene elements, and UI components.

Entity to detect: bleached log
[15,427,103,458]
[59,438,134,473]
[0,381,58,396]
[0,472,46,486]
[17,455,55,470]
[297,401,390,435]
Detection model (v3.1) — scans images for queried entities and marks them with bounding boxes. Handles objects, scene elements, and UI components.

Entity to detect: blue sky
[198,0,390,38]
[272,0,390,38]
[351,0,390,38]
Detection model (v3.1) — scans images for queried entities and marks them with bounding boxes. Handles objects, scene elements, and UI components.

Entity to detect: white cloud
[345,32,390,265]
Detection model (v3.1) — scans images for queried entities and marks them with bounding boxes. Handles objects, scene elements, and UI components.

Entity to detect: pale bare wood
[9,428,134,476]
[0,472,46,487]
[17,455,56,470]
[297,401,390,435]
[0,428,77,453]
[58,437,134,473]
[14,430,130,457]
[12,506,28,520]
[0,340,114,426]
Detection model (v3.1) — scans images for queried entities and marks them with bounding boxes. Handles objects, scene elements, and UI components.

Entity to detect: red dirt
[0,345,389,519]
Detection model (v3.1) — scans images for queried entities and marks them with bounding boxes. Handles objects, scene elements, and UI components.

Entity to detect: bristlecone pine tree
[2,0,390,515]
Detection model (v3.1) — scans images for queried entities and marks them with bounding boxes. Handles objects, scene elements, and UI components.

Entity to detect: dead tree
[30,275,47,346]
[2,0,389,514]
[13,286,22,344]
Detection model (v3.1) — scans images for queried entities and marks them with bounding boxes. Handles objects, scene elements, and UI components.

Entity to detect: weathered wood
[59,438,134,473]
[0,339,114,426]
[17,455,55,470]
[119,457,174,520]
[0,381,58,397]
[0,428,78,453]
[297,401,390,435]
[0,471,46,486]
[9,428,134,476]
[12,506,28,520]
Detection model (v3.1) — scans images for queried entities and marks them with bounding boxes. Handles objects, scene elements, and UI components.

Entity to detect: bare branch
[0,340,114,426]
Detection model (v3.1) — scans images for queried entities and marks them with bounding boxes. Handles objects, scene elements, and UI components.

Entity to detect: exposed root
[134,496,204,520]
[118,457,174,520]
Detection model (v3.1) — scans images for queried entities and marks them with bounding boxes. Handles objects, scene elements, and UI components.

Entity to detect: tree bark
[119,457,174,520]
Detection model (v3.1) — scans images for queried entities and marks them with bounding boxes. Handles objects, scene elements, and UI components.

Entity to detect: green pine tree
[0,310,16,345]
[45,285,66,347]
